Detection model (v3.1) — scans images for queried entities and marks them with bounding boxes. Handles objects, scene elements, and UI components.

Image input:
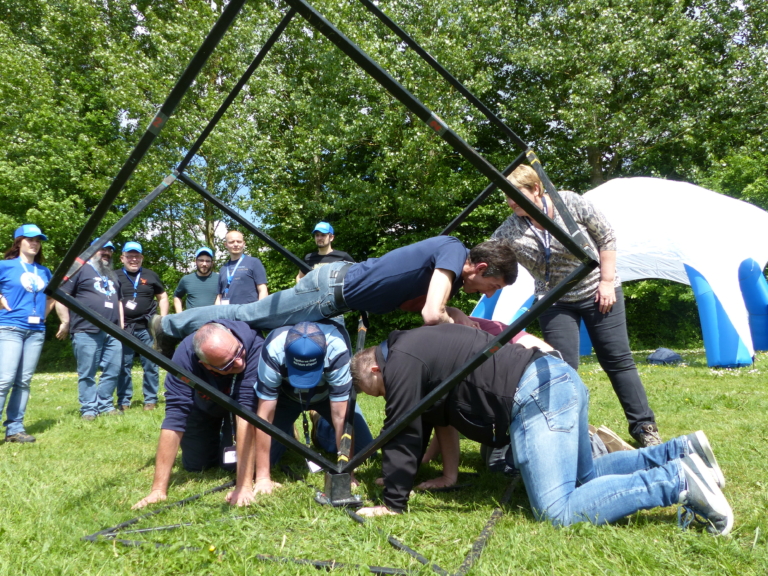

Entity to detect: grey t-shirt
[174,272,221,309]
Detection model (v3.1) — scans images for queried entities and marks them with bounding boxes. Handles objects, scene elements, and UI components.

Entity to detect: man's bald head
[193,323,246,375]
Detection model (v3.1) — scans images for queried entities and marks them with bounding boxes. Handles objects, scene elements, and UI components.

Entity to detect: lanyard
[224,256,244,297]
[19,259,45,317]
[524,196,552,286]
[122,268,142,300]
[89,262,114,299]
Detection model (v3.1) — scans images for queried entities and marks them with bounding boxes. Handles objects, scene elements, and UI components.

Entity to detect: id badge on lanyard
[123,268,141,310]
[222,257,243,305]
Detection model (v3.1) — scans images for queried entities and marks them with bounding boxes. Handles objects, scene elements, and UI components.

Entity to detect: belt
[331,263,353,311]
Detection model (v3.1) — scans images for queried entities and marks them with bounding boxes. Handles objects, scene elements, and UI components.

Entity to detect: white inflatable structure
[473,177,768,367]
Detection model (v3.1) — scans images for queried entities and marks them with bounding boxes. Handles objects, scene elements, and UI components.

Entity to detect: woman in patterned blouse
[491,165,662,447]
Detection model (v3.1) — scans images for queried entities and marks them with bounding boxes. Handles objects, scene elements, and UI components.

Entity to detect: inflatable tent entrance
[472,177,768,368]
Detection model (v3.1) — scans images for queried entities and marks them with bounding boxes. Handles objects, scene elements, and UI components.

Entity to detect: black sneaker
[679,454,733,536]
[632,423,663,447]
[149,314,177,359]
[5,432,36,443]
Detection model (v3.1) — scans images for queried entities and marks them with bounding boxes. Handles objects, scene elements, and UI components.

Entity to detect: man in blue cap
[55,238,124,419]
[241,321,372,499]
[116,241,168,411]
[295,222,355,282]
[173,247,220,313]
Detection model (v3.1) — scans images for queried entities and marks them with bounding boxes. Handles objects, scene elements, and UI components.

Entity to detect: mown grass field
[1,350,767,575]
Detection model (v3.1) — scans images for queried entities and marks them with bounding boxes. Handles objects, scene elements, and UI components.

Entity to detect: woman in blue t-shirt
[0,225,54,443]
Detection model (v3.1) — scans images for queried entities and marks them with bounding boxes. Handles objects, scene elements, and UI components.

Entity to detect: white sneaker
[679,454,733,536]
[687,430,725,488]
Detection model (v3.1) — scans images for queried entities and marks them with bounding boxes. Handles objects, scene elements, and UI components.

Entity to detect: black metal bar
[253,554,414,575]
[177,172,311,274]
[357,0,528,150]
[285,0,594,265]
[440,152,526,236]
[57,174,177,283]
[49,0,248,292]
[177,8,297,173]
[342,261,595,472]
[51,289,335,471]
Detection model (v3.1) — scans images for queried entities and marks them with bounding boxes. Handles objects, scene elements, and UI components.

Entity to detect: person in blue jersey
[0,225,55,443]
[215,230,268,305]
[55,238,124,419]
[151,237,517,353]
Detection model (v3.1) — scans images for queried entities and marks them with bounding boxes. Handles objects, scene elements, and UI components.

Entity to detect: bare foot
[416,475,457,490]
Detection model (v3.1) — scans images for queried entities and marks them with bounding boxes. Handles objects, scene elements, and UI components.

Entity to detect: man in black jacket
[351,324,733,535]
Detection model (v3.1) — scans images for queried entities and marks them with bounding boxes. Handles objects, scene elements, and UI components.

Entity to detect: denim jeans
[269,398,373,465]
[163,262,349,339]
[72,331,122,416]
[117,327,159,406]
[0,327,45,436]
[538,287,656,437]
[510,354,687,527]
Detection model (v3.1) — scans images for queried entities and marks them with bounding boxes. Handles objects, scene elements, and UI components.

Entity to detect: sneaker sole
[682,455,733,536]
[688,430,725,488]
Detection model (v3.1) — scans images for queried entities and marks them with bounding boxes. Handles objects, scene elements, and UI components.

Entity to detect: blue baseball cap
[312,222,334,235]
[284,322,327,389]
[91,237,115,250]
[195,246,214,258]
[14,224,48,241]
[122,241,143,254]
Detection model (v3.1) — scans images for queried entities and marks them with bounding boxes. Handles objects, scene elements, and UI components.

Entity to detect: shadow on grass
[26,418,59,435]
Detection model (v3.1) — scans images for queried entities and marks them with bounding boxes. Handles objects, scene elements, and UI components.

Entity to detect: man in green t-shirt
[173,247,220,312]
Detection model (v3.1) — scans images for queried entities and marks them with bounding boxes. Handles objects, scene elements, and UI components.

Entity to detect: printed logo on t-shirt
[20,272,46,293]
[92,278,117,297]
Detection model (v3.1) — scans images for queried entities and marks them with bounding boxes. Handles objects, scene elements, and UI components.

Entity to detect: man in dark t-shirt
[116,241,168,411]
[173,247,220,312]
[216,230,268,305]
[55,239,123,419]
[132,320,264,509]
[295,222,355,283]
[154,237,520,349]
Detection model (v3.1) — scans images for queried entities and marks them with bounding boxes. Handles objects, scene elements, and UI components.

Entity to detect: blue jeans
[117,327,159,405]
[0,327,45,436]
[539,287,655,437]
[72,331,122,416]
[510,354,687,526]
[269,397,373,465]
[163,262,349,339]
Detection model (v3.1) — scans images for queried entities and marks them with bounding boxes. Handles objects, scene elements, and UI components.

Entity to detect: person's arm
[173,296,184,314]
[514,333,554,351]
[0,294,10,311]
[416,426,459,490]
[446,307,480,328]
[226,417,257,506]
[330,400,348,456]
[595,249,617,313]
[295,271,306,283]
[256,284,268,300]
[253,398,281,494]
[119,302,124,330]
[131,429,183,509]
[157,292,169,316]
[44,296,55,318]
[421,268,455,325]
[214,294,222,305]
[55,302,70,340]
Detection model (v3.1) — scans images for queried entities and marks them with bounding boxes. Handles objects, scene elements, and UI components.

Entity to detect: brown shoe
[81,414,96,421]
[596,425,636,452]
[120,404,131,411]
[104,409,123,416]
[632,423,663,447]
[143,403,156,411]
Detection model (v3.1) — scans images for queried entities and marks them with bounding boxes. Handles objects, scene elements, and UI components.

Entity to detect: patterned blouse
[491,191,620,302]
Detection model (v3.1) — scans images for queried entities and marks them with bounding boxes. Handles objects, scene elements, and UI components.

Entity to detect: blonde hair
[507,165,543,197]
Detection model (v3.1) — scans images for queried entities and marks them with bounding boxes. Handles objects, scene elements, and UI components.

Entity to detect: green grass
[1,350,767,575]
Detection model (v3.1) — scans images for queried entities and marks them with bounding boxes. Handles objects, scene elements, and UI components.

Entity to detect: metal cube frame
[47,0,598,486]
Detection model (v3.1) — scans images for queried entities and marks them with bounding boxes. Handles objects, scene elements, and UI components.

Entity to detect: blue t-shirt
[256,321,352,405]
[161,320,263,433]
[342,236,469,314]
[217,255,268,305]
[61,264,120,333]
[174,272,220,309]
[0,258,52,331]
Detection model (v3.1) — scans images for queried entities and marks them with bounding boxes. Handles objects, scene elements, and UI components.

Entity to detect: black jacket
[378,324,542,512]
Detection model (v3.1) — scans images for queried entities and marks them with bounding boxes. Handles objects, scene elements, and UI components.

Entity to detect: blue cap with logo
[91,237,115,250]
[284,322,327,389]
[122,241,143,254]
[195,246,214,258]
[14,224,48,242]
[312,221,334,235]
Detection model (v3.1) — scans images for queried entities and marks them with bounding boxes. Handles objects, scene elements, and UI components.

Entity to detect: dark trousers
[179,407,234,472]
[538,287,655,436]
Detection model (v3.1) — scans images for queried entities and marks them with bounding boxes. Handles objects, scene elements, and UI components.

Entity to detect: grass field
[1,349,767,575]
